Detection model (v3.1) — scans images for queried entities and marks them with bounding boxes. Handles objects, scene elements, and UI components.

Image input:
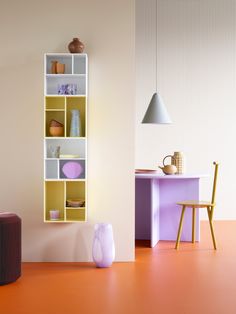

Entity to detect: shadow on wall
[40,223,94,262]
[73,223,94,262]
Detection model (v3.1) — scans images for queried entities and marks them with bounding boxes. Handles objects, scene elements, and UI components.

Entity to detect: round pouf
[0,212,21,285]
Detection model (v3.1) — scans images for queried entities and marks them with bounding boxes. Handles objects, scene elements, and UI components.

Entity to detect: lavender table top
[135,172,209,179]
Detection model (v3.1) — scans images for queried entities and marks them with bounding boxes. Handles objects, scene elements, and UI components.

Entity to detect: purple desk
[135,173,207,247]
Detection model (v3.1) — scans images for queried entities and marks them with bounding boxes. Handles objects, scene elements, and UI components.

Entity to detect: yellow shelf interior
[66,208,86,221]
[66,181,86,221]
[45,181,65,221]
[66,181,85,200]
[46,96,65,110]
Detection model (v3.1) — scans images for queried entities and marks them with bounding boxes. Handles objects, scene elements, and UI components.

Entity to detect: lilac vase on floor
[92,223,115,268]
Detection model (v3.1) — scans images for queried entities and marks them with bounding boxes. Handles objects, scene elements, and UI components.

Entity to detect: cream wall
[136,0,236,219]
[0,0,135,261]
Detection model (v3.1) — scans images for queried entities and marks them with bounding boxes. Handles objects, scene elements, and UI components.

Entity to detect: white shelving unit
[44,53,88,223]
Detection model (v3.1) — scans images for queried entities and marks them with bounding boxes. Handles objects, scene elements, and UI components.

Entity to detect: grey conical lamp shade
[142,93,172,124]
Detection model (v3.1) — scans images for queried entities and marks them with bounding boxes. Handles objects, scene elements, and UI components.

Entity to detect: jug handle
[163,155,175,166]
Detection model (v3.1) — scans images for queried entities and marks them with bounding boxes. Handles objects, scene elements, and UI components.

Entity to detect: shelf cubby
[45,96,65,110]
[46,55,72,74]
[45,75,86,96]
[73,55,87,74]
[66,208,86,222]
[45,138,86,159]
[66,97,86,137]
[45,181,65,221]
[65,181,86,221]
[66,181,85,200]
[45,111,65,137]
[45,160,58,179]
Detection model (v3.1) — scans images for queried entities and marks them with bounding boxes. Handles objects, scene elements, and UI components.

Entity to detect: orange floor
[1,221,236,314]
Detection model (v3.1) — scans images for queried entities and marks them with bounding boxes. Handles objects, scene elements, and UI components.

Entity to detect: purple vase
[92,223,115,268]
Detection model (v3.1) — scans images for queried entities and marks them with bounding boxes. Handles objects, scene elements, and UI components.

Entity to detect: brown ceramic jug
[159,155,177,175]
[68,38,84,53]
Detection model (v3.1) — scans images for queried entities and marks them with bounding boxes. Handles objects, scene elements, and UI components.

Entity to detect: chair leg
[175,205,186,250]
[192,207,196,243]
[207,206,217,250]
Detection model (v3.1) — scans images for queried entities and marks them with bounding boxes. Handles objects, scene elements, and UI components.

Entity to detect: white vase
[92,223,115,268]
[70,109,81,137]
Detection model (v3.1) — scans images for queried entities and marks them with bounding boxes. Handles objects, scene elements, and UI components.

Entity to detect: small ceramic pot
[49,126,64,137]
[49,209,60,220]
[56,63,65,74]
[68,38,84,53]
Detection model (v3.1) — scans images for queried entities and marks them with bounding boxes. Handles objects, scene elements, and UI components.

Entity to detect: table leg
[192,207,196,243]
[150,179,160,247]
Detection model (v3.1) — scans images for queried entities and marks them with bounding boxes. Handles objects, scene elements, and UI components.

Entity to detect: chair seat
[177,200,215,208]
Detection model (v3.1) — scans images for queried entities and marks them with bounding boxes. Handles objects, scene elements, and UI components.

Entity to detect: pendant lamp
[142,0,172,125]
[142,92,172,124]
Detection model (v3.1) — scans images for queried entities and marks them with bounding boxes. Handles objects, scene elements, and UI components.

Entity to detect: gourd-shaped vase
[68,38,84,53]
[92,223,115,268]
[70,109,81,137]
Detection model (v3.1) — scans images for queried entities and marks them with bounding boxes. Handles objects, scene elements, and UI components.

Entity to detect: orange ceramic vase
[56,63,65,74]
[51,61,57,74]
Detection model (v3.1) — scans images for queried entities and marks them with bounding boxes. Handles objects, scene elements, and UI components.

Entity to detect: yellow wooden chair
[175,162,219,250]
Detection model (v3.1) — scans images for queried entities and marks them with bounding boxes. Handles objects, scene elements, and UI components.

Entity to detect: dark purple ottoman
[0,212,21,285]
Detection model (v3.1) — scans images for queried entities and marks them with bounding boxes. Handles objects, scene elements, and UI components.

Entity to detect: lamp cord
[156,0,157,93]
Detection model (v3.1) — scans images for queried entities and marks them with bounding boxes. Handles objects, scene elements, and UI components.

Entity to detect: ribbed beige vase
[171,152,185,174]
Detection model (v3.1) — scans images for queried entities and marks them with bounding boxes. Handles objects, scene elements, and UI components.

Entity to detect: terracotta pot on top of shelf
[68,38,84,53]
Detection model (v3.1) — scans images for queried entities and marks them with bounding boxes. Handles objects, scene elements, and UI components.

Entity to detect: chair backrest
[211,162,219,205]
